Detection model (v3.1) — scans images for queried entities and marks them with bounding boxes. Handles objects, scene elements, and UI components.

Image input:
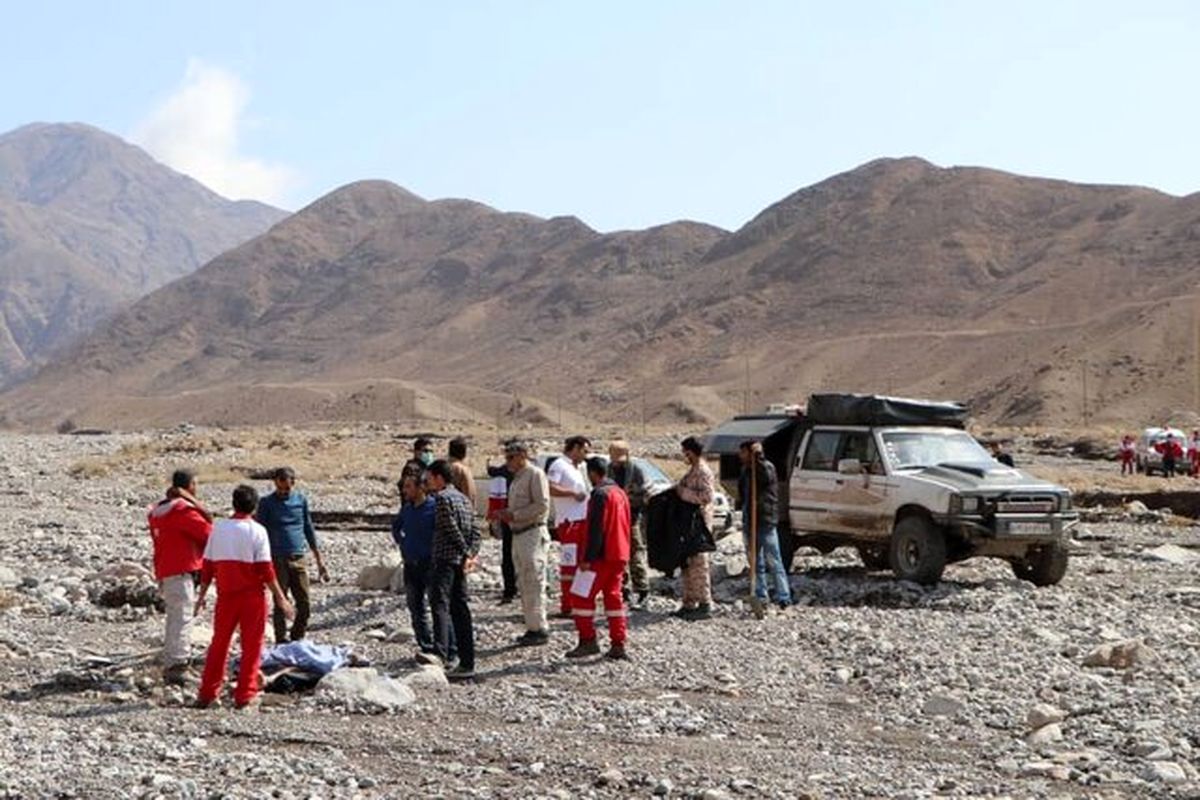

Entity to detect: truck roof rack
[806,393,968,428]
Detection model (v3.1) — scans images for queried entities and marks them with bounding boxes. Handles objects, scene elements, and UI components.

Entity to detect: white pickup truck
[705,394,1078,586]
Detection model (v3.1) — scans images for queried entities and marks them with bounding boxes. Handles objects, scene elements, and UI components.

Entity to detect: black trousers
[430,561,474,670]
[501,523,517,598]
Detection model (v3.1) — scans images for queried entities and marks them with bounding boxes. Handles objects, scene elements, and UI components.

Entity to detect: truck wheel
[856,545,889,571]
[888,516,947,584]
[1011,542,1068,587]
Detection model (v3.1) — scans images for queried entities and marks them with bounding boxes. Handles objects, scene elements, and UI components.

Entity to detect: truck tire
[856,544,890,571]
[1011,542,1068,587]
[888,516,947,584]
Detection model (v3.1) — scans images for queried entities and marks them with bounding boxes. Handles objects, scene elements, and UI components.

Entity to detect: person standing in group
[494,441,552,646]
[447,437,478,503]
[392,474,441,659]
[401,437,436,488]
[256,467,329,643]
[607,440,650,607]
[1189,430,1200,478]
[426,460,481,680]
[738,441,793,609]
[675,436,716,620]
[194,484,294,709]
[486,460,518,605]
[1118,435,1136,476]
[547,436,591,617]
[1161,435,1183,479]
[148,469,213,685]
[568,457,632,660]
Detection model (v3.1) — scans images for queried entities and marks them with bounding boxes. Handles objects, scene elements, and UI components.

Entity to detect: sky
[2,1,1198,231]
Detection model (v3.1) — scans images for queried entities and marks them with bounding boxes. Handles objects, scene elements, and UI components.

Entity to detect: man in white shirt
[547,436,590,617]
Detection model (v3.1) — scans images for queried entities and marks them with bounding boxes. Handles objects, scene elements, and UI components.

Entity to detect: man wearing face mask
[401,438,436,495]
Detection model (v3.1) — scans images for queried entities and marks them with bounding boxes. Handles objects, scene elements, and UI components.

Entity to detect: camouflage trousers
[680,552,712,608]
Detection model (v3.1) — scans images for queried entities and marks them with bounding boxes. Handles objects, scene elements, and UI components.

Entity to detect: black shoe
[636,591,649,606]
[516,630,550,647]
[499,594,516,606]
[565,639,601,659]
[554,609,572,620]
[605,645,630,661]
[163,665,191,686]
[670,606,694,619]
[447,665,476,681]
[688,603,712,621]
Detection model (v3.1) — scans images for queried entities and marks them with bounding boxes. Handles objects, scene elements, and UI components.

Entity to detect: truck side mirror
[837,459,864,475]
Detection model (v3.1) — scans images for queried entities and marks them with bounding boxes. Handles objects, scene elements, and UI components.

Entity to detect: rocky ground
[1,430,1198,799]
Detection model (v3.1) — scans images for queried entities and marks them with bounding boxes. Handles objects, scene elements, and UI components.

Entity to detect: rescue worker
[1118,435,1136,476]
[547,436,591,617]
[1189,431,1200,477]
[567,457,632,660]
[148,469,213,685]
[194,485,294,709]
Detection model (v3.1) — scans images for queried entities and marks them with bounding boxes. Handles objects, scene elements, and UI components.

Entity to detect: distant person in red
[567,457,632,661]
[1161,435,1184,479]
[194,485,294,709]
[147,469,213,685]
[1118,435,1136,476]
[1189,431,1200,477]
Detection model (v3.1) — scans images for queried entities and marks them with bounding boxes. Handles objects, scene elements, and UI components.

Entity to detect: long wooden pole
[749,449,762,618]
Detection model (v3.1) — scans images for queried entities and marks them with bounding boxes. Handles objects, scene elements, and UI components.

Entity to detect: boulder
[1082,638,1152,669]
[1026,723,1064,746]
[1142,762,1186,784]
[315,667,415,712]
[402,664,450,690]
[722,554,747,580]
[0,566,18,588]
[1027,703,1066,731]
[1144,544,1199,566]
[356,553,402,591]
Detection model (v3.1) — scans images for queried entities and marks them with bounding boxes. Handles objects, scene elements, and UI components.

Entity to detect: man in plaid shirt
[425,460,481,680]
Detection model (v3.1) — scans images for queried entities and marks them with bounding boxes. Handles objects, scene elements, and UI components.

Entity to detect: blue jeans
[742,519,793,605]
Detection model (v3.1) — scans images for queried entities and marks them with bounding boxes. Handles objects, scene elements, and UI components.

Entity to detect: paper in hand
[569,569,596,598]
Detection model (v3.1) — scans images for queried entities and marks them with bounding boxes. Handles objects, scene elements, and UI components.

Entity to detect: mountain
[0,122,286,381]
[5,156,1200,430]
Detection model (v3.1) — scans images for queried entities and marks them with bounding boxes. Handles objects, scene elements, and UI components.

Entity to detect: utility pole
[743,357,751,414]
[1081,360,1090,429]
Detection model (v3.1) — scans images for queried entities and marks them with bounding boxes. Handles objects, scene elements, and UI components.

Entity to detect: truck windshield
[881,431,993,470]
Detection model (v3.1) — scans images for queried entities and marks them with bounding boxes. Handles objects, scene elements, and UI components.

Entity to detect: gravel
[0,430,1197,798]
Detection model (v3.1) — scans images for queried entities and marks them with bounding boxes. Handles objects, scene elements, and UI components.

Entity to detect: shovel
[749,451,765,620]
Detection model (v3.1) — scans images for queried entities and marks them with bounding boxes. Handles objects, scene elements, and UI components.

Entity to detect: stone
[1082,638,1152,669]
[1144,544,1199,566]
[652,778,674,796]
[1026,723,1064,746]
[1027,703,1066,731]
[595,769,625,787]
[1125,500,1149,515]
[1142,762,1186,784]
[833,667,853,685]
[356,553,402,591]
[922,693,965,717]
[315,668,415,711]
[1021,761,1070,781]
[388,565,406,594]
[402,665,450,690]
[0,566,18,588]
[722,555,747,579]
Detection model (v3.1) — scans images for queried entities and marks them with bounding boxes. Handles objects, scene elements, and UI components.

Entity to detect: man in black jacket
[738,440,792,608]
[607,440,649,606]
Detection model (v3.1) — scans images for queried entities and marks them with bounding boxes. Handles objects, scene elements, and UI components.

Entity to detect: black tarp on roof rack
[701,414,801,455]
[806,394,968,428]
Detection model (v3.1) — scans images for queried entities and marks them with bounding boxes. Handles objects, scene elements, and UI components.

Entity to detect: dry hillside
[0,123,285,382]
[5,157,1200,430]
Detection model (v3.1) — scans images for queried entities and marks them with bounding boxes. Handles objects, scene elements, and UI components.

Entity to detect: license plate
[1008,521,1052,535]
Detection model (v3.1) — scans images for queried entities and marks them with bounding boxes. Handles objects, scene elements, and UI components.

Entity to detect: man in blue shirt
[391,474,441,658]
[256,466,329,642]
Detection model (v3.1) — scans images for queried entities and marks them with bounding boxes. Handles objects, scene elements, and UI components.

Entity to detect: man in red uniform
[567,457,632,661]
[147,469,213,685]
[194,485,294,709]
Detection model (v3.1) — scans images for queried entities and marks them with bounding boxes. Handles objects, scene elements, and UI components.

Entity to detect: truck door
[828,430,893,540]
[790,429,843,532]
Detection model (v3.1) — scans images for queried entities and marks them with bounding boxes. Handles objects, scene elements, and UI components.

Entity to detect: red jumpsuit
[197,515,276,707]
[572,479,631,646]
[557,519,587,615]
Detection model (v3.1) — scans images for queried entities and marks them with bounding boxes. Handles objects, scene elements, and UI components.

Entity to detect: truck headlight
[960,496,981,513]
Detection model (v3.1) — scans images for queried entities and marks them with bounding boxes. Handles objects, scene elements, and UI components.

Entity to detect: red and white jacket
[148,498,212,580]
[200,515,276,595]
